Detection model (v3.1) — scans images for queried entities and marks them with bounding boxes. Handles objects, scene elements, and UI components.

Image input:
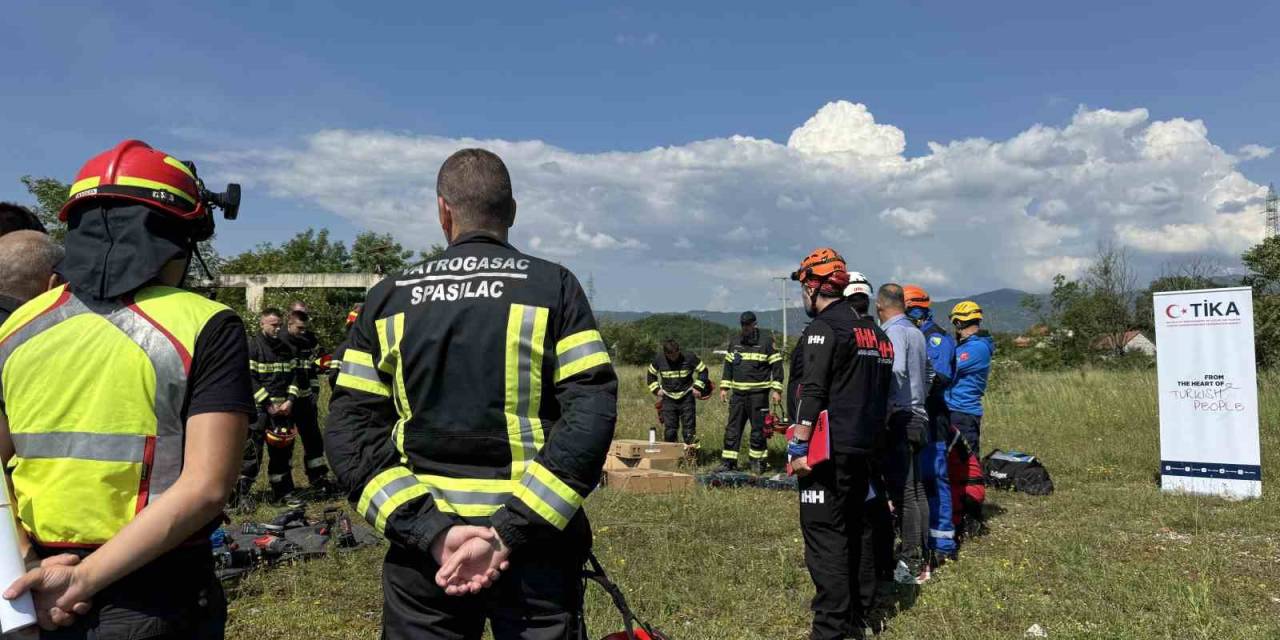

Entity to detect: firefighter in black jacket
[788,248,894,640]
[282,303,333,490]
[240,307,305,504]
[646,338,711,444]
[718,311,783,473]
[325,149,617,640]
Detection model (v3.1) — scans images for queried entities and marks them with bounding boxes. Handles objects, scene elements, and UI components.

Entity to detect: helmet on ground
[791,248,850,296]
[61,140,205,222]
[265,423,298,449]
[950,301,983,324]
[844,271,873,298]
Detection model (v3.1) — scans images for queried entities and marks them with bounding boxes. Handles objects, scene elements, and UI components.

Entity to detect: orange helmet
[904,285,931,309]
[791,248,850,296]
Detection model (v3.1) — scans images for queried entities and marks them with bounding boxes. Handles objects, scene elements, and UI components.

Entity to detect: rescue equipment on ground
[983,450,1054,496]
[585,552,670,640]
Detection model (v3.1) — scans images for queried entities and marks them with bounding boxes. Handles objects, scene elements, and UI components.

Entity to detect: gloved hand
[906,414,928,449]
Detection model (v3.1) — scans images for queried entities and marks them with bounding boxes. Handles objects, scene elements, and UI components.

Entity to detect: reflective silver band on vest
[362,473,420,526]
[12,432,146,462]
[0,291,191,505]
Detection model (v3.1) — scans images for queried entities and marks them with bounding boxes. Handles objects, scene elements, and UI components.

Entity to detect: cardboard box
[602,454,681,472]
[604,469,694,494]
[608,439,686,460]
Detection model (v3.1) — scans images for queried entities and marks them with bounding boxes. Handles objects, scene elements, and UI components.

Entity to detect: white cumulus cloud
[203,100,1269,311]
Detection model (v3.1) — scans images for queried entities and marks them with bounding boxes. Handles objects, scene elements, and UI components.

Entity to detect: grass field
[226,364,1280,640]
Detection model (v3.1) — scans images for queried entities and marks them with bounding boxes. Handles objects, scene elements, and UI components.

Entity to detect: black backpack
[982,450,1054,496]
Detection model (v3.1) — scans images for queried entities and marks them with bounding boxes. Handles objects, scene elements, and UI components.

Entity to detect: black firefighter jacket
[646,351,710,399]
[324,233,618,556]
[722,330,783,395]
[248,332,302,410]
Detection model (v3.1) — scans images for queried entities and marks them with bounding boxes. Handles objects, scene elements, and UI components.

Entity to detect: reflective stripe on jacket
[0,285,228,546]
[721,331,783,393]
[324,233,618,554]
[646,351,710,399]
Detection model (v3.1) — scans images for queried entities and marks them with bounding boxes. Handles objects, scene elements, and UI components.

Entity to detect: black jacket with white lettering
[324,233,618,556]
[646,351,711,399]
[722,329,783,394]
[793,298,895,454]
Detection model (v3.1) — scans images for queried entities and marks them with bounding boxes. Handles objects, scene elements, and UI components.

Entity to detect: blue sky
[4,1,1276,311]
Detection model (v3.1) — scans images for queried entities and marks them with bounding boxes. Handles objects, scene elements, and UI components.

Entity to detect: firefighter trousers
[294,395,329,482]
[241,413,295,498]
[800,452,873,640]
[381,542,585,640]
[722,391,769,462]
[660,394,697,444]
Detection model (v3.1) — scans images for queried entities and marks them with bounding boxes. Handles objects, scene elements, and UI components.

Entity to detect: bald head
[0,231,63,303]
[876,283,905,322]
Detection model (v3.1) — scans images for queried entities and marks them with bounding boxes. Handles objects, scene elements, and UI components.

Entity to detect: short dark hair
[0,202,46,236]
[261,308,282,319]
[662,338,680,357]
[849,293,870,315]
[437,149,515,230]
[877,283,905,311]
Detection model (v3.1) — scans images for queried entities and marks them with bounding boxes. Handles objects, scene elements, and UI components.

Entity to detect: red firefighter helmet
[60,140,207,222]
[265,423,297,449]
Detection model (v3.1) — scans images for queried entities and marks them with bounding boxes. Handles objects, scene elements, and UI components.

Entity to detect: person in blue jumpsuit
[945,301,995,456]
[904,286,957,560]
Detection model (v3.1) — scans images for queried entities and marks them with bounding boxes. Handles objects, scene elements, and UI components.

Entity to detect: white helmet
[844,272,873,297]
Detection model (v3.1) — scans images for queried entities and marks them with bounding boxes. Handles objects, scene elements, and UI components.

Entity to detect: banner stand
[1154,286,1261,499]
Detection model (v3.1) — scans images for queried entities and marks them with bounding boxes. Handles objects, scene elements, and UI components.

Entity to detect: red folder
[786,410,830,475]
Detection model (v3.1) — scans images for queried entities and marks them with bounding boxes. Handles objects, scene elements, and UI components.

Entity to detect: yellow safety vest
[0,285,229,547]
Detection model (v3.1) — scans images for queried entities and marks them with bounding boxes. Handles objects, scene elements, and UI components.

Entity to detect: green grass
[226,366,1280,640]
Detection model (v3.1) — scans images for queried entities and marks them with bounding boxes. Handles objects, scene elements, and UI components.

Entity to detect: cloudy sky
[3,2,1276,312]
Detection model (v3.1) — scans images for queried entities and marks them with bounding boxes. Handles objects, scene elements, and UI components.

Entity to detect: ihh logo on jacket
[800,490,825,505]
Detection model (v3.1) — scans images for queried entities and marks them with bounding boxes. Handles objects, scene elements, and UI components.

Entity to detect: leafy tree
[20,176,68,242]
[218,228,433,349]
[352,231,415,274]
[1023,244,1140,366]
[1134,258,1221,336]
[1242,236,1280,368]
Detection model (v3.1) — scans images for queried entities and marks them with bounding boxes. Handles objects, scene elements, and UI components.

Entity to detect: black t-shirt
[184,310,255,418]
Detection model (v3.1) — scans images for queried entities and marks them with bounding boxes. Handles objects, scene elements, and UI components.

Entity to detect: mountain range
[598,288,1044,336]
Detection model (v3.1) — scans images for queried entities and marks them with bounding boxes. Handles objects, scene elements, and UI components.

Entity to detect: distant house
[1013,336,1034,348]
[1093,331,1157,356]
